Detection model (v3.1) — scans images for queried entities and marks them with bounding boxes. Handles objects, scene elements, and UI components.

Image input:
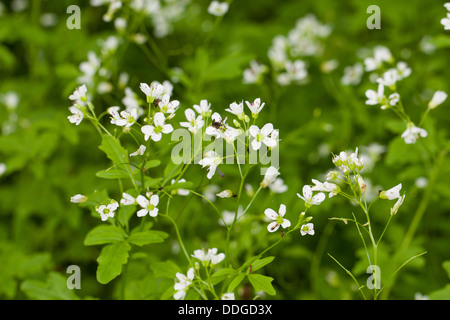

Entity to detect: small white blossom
[243,60,268,84]
[401,122,427,144]
[441,12,450,30]
[264,204,291,233]
[171,179,190,196]
[216,190,233,198]
[260,166,280,188]
[245,98,265,118]
[158,94,180,114]
[221,293,235,300]
[70,194,88,203]
[300,223,315,236]
[140,82,165,104]
[207,1,229,16]
[67,106,84,126]
[225,101,246,121]
[193,99,212,118]
[120,192,136,206]
[297,185,325,208]
[379,183,402,200]
[130,145,146,157]
[428,90,447,109]
[376,69,398,88]
[311,179,340,197]
[249,123,277,151]
[341,63,363,86]
[136,194,159,217]
[69,84,88,105]
[141,112,174,142]
[180,108,204,134]
[174,267,194,300]
[191,248,225,265]
[96,201,119,221]
[365,83,387,108]
[268,178,288,193]
[198,151,222,179]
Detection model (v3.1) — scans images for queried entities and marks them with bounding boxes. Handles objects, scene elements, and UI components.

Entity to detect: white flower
[364,46,393,71]
[140,82,165,104]
[249,123,277,151]
[379,183,402,200]
[113,109,139,127]
[268,178,288,193]
[136,194,159,217]
[205,112,227,139]
[193,99,212,118]
[69,84,88,105]
[174,267,195,300]
[389,93,400,106]
[67,106,84,126]
[260,166,280,188]
[428,90,447,109]
[0,163,6,176]
[245,98,265,118]
[341,63,363,86]
[297,185,325,208]
[311,179,340,197]
[198,151,222,179]
[130,145,146,157]
[158,94,180,114]
[225,101,246,121]
[141,112,173,142]
[180,108,204,134]
[243,60,268,84]
[191,248,225,265]
[401,122,427,144]
[391,194,405,215]
[396,61,412,80]
[120,192,136,206]
[216,189,233,198]
[441,12,450,30]
[376,69,398,88]
[300,223,315,236]
[207,1,229,16]
[221,293,235,300]
[265,204,291,233]
[70,194,88,203]
[285,59,308,82]
[365,83,386,107]
[96,201,119,221]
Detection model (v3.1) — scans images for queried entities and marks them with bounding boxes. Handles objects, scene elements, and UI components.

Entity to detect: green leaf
[99,135,129,167]
[128,230,168,247]
[430,284,450,300]
[227,273,246,293]
[96,169,129,179]
[20,273,79,300]
[150,260,182,279]
[96,241,131,284]
[247,274,276,296]
[250,256,275,272]
[205,52,253,81]
[84,225,127,246]
[144,160,161,170]
[442,261,450,279]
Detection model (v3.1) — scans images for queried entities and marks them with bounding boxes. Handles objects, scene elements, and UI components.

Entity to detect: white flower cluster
[244,14,332,86]
[441,3,450,30]
[90,0,191,38]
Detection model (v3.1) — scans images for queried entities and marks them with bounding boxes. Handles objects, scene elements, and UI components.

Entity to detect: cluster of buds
[332,148,364,173]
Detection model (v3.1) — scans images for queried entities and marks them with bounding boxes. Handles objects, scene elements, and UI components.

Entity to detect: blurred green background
[0,0,449,300]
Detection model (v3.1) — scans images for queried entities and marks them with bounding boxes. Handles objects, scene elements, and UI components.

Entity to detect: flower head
[379,183,402,200]
[67,106,84,126]
[136,194,159,217]
[300,223,315,236]
[245,98,265,118]
[391,194,406,215]
[225,101,246,121]
[199,151,222,179]
[311,179,340,197]
[180,108,204,134]
[141,112,173,142]
[69,84,88,105]
[264,204,291,232]
[249,123,277,151]
[96,200,119,221]
[191,248,225,266]
[207,1,229,16]
[260,166,280,188]
[70,194,88,203]
[174,267,195,300]
[120,192,136,206]
[401,122,427,144]
[140,82,165,104]
[297,185,325,208]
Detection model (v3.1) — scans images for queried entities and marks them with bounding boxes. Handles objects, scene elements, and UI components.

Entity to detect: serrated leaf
[248,274,276,296]
[84,225,127,246]
[128,230,168,247]
[96,242,131,284]
[251,256,275,272]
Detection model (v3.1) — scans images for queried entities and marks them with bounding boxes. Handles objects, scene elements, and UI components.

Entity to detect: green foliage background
[0,0,449,300]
